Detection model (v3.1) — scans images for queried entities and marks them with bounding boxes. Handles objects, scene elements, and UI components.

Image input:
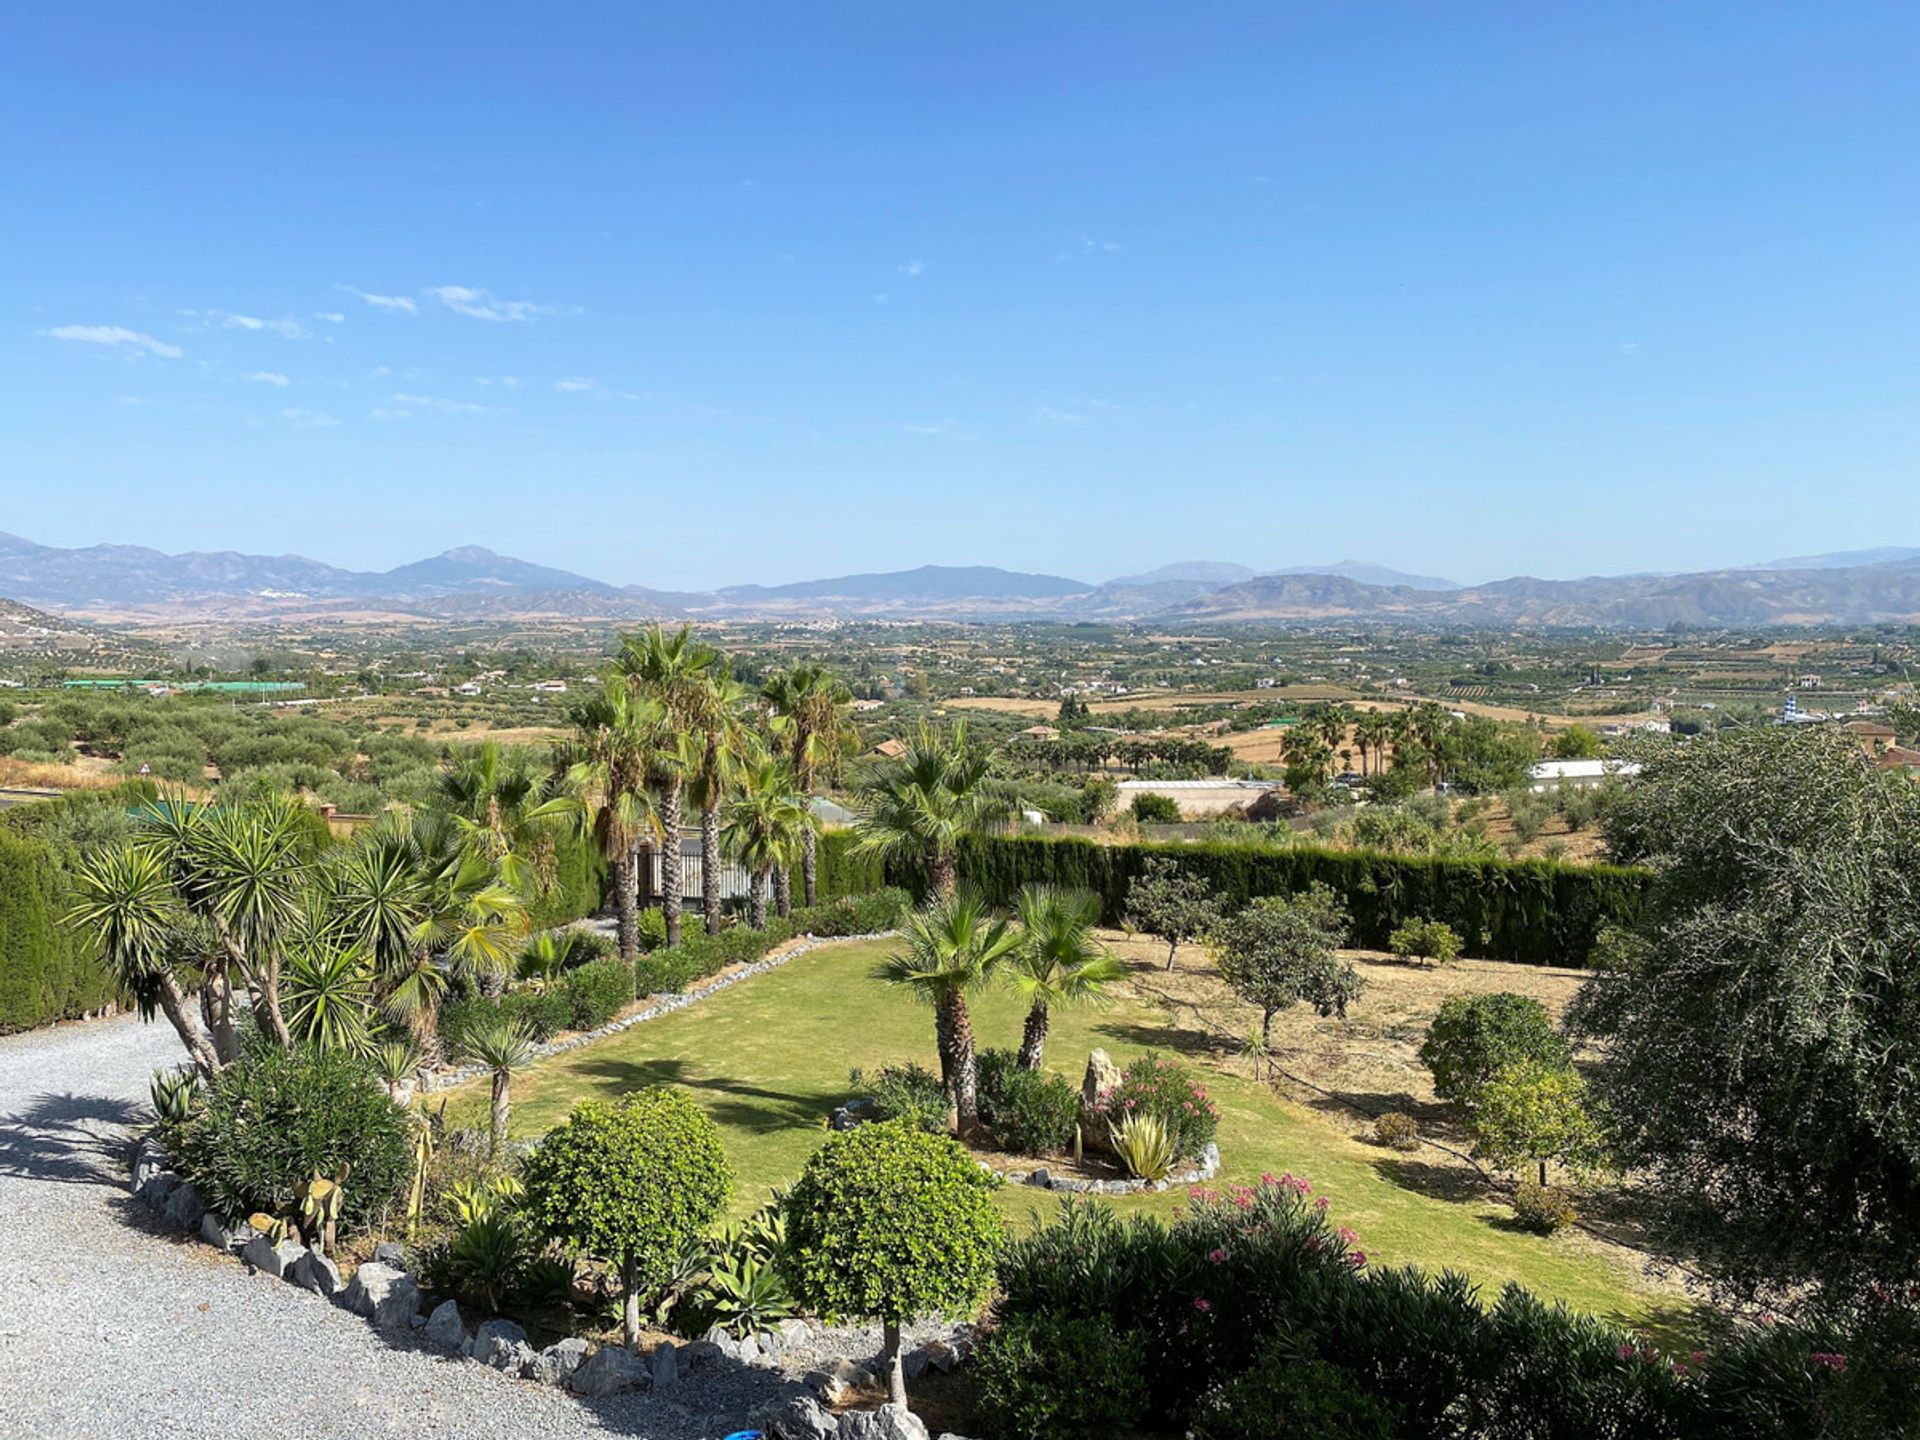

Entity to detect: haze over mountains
[4,530,1920,629]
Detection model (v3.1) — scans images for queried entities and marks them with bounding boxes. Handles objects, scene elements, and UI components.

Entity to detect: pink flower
[1314,1196,1330,1212]
[1811,1352,1848,1374]
[1346,1249,1368,1269]
[1208,1248,1228,1265]
[1337,1226,1361,1246]
[1618,1343,1636,1360]
[1260,1171,1278,1187]
[1193,1297,1212,1313]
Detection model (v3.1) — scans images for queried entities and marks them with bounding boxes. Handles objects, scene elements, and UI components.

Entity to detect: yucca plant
[283,941,376,1055]
[465,1011,537,1159]
[442,1210,526,1313]
[374,1036,423,1098]
[1110,1111,1177,1182]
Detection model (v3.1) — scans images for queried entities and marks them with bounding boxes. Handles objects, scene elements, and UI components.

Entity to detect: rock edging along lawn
[127,1135,979,1439]
[419,930,898,1094]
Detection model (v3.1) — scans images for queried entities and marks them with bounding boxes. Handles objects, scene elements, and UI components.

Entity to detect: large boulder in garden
[751,1393,837,1440]
[422,1300,467,1350]
[341,1261,419,1330]
[566,1343,650,1397]
[473,1318,532,1371]
[242,1234,306,1280]
[837,1405,931,1440]
[523,1336,591,1386]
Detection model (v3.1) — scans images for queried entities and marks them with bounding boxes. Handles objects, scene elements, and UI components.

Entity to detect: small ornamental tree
[1211,884,1360,1044]
[1419,992,1572,1108]
[1129,792,1182,824]
[1388,917,1462,969]
[1469,1059,1609,1187]
[520,1091,732,1347]
[785,1121,1003,1407]
[1125,856,1225,971]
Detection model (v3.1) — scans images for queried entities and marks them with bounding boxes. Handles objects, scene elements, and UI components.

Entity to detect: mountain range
[4,530,1920,629]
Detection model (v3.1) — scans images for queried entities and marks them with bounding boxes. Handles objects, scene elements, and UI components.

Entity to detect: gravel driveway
[0,1014,886,1440]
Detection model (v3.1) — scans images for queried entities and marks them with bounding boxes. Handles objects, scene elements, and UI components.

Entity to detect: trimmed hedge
[0,829,116,1034]
[910,833,1646,967]
[633,888,911,998]
[525,832,611,930]
[817,827,886,899]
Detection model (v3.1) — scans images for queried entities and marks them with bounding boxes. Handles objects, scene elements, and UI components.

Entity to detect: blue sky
[5,3,1916,591]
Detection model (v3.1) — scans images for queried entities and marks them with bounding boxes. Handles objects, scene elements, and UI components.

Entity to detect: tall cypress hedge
[0,829,116,1033]
[817,828,886,899]
[906,833,1646,967]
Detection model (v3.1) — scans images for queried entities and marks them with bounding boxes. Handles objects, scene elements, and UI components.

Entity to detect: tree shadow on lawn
[1089,1017,1227,1060]
[0,1090,145,1186]
[568,1054,836,1136]
[1293,1085,1454,1131]
[1368,1152,1489,1206]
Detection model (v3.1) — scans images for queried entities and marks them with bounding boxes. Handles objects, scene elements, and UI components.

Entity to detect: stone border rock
[127,1133,975,1440]
[419,930,897,1093]
[988,1139,1221,1195]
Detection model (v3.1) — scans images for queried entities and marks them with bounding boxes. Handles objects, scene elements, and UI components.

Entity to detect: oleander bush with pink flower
[981,1176,1920,1439]
[1090,1053,1218,1163]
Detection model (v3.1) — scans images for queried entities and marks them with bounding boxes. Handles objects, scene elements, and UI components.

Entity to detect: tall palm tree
[537,680,667,962]
[1354,709,1393,776]
[466,1011,536,1159]
[724,756,811,930]
[1008,886,1126,1070]
[871,894,1021,1135]
[762,665,855,906]
[67,845,222,1077]
[326,812,527,1067]
[616,626,723,947]
[854,721,1010,900]
[435,740,550,895]
[688,672,752,935]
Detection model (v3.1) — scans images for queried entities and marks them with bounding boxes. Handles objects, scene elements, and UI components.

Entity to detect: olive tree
[520,1091,732,1347]
[1210,884,1359,1045]
[785,1121,1002,1407]
[1124,856,1224,971]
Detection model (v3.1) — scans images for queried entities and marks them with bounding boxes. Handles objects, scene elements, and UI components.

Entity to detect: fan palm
[436,740,551,894]
[688,672,753,935]
[1008,885,1125,1070]
[854,721,1010,900]
[724,757,812,930]
[762,665,855,906]
[67,845,222,1077]
[615,625,724,946]
[871,894,1021,1135]
[466,1011,537,1159]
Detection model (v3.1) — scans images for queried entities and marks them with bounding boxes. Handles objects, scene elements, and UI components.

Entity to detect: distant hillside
[1262,559,1462,591]
[1106,561,1257,587]
[716,564,1092,604]
[1746,546,1920,572]
[376,546,612,596]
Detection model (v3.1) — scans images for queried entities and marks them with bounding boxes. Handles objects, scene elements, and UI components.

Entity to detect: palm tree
[466,1012,536,1159]
[762,665,855,906]
[538,680,667,962]
[435,740,550,894]
[1008,886,1126,1070]
[688,672,752,936]
[326,812,527,1068]
[67,845,222,1077]
[871,894,1021,1135]
[854,721,1010,900]
[1280,727,1334,784]
[282,938,376,1054]
[724,757,811,930]
[616,626,724,947]
[1354,709,1393,776]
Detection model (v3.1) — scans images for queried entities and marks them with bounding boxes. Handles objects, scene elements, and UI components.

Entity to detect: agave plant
[442,1210,526,1313]
[699,1251,797,1336]
[149,1065,204,1126]
[444,1172,524,1228]
[1110,1111,1177,1182]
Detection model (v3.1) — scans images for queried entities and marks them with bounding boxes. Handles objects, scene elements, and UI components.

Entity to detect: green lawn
[444,937,1695,1340]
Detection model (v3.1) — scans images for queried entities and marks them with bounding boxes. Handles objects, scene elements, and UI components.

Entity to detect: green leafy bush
[976,1049,1079,1156]
[1374,1111,1421,1151]
[1091,1054,1218,1163]
[520,1090,732,1344]
[975,1311,1150,1440]
[792,886,911,937]
[173,1042,411,1227]
[1197,1346,1395,1440]
[441,990,571,1054]
[561,954,634,1030]
[785,1122,1003,1394]
[1419,992,1571,1108]
[1510,1179,1577,1233]
[1130,792,1183,824]
[849,1061,950,1134]
[1389,916,1463,967]
[635,906,668,952]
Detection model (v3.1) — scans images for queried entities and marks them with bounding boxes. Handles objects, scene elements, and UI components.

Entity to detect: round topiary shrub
[174,1041,412,1229]
[1510,1179,1578,1233]
[976,1311,1150,1440]
[785,1120,1003,1404]
[520,1090,732,1345]
[1374,1111,1421,1152]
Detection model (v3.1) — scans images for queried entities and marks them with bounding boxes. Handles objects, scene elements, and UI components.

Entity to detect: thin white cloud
[245,371,291,387]
[219,312,309,339]
[1032,405,1087,426]
[370,407,413,421]
[475,375,522,389]
[42,324,182,358]
[338,285,418,314]
[314,311,346,324]
[428,285,566,322]
[553,376,596,392]
[389,391,486,415]
[904,420,960,437]
[280,407,340,428]
[897,260,927,277]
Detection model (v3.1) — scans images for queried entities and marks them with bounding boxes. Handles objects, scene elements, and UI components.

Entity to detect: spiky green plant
[1109,1111,1177,1182]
